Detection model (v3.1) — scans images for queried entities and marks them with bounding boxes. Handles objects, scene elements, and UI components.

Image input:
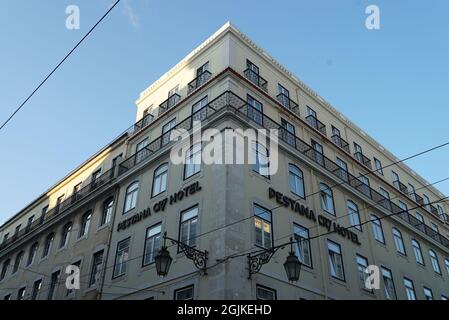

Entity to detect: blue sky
[0,0,448,225]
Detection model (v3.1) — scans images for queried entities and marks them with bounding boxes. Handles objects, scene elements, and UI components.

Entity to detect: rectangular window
[429,250,441,274]
[371,214,385,244]
[246,94,263,125]
[356,254,370,291]
[135,138,149,164]
[247,59,259,74]
[374,158,383,175]
[256,285,277,300]
[335,157,349,182]
[192,96,208,114]
[143,224,162,266]
[294,224,312,268]
[327,240,345,281]
[161,118,177,146]
[392,228,406,255]
[280,118,296,146]
[403,277,416,300]
[113,238,130,278]
[174,285,194,300]
[381,267,397,300]
[254,204,273,249]
[89,250,104,287]
[398,201,409,220]
[311,140,324,166]
[48,270,60,300]
[423,287,434,300]
[179,206,199,248]
[196,62,209,76]
[184,143,202,179]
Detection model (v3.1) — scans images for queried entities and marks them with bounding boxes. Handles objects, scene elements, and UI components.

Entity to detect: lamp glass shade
[283,251,301,282]
[155,246,172,277]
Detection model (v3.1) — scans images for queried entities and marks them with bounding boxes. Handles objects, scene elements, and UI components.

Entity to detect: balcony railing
[158,93,181,116]
[188,71,212,94]
[354,152,372,170]
[429,204,439,217]
[243,68,268,92]
[0,168,115,251]
[412,193,424,206]
[331,134,350,154]
[276,93,300,116]
[306,115,326,136]
[393,180,408,195]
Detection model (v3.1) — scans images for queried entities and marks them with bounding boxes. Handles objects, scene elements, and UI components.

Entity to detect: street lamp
[248,237,302,282]
[154,232,208,277]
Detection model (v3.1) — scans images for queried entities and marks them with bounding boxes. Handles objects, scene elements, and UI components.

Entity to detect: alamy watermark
[65,5,80,30]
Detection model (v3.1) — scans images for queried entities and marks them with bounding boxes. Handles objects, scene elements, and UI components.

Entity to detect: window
[278,84,290,108]
[113,238,130,278]
[289,164,305,198]
[256,285,277,300]
[423,287,434,300]
[152,163,168,197]
[17,287,26,300]
[254,204,272,249]
[168,85,179,98]
[320,183,335,215]
[72,183,82,203]
[423,194,431,211]
[89,250,104,287]
[294,224,312,268]
[374,158,383,175]
[12,251,24,274]
[437,205,445,220]
[371,214,385,244]
[431,222,439,234]
[381,267,397,300]
[3,233,9,244]
[26,215,34,231]
[55,195,64,213]
[306,106,317,118]
[398,201,409,220]
[192,96,208,114]
[415,212,424,224]
[247,94,263,125]
[197,62,209,76]
[59,222,72,249]
[161,118,177,146]
[184,143,202,179]
[135,138,149,164]
[143,224,162,266]
[408,183,416,198]
[78,211,92,238]
[335,157,349,182]
[0,259,10,281]
[354,142,363,161]
[26,242,39,266]
[403,278,416,300]
[347,200,362,231]
[40,205,48,223]
[180,206,199,248]
[445,259,449,276]
[42,233,54,258]
[327,240,345,281]
[247,59,259,74]
[311,140,324,166]
[380,187,390,201]
[356,254,370,291]
[280,118,296,146]
[124,182,139,213]
[391,171,400,187]
[252,142,269,177]
[100,197,114,226]
[411,240,424,265]
[429,249,441,274]
[31,279,42,300]
[392,228,406,255]
[174,285,194,300]
[14,224,21,237]
[48,270,60,300]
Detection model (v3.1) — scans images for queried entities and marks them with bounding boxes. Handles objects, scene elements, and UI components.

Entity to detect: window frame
[293,223,312,268]
[392,227,406,255]
[184,143,202,180]
[320,183,335,216]
[288,164,305,199]
[112,237,131,279]
[123,181,139,214]
[174,284,194,300]
[327,239,345,281]
[256,284,277,300]
[151,163,169,198]
[178,205,199,251]
[253,204,273,250]
[142,223,162,267]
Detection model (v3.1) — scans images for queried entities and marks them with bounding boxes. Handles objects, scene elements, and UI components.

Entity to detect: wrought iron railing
[158,93,181,116]
[429,204,439,217]
[306,115,326,136]
[331,134,350,154]
[354,152,372,170]
[276,93,300,115]
[412,193,424,206]
[393,180,408,195]
[188,71,212,94]
[243,68,268,92]
[0,168,114,251]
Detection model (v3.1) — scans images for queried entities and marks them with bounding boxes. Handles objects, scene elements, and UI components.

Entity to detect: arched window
[411,239,424,265]
[124,182,139,213]
[12,251,24,274]
[0,258,10,280]
[42,232,54,258]
[429,249,441,274]
[26,242,39,266]
[347,200,361,231]
[289,164,305,198]
[152,164,168,197]
[320,183,334,215]
[392,227,405,255]
[59,222,72,249]
[371,214,385,244]
[100,197,114,226]
[79,211,92,238]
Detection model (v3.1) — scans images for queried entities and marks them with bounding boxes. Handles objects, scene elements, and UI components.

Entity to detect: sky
[0,0,448,225]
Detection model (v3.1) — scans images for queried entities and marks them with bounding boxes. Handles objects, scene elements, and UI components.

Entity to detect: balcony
[331,134,350,154]
[429,204,439,217]
[158,93,181,116]
[131,114,154,135]
[276,93,300,115]
[0,168,114,252]
[243,68,268,92]
[306,115,326,136]
[188,71,212,94]
[393,180,408,195]
[354,152,372,170]
[412,193,424,206]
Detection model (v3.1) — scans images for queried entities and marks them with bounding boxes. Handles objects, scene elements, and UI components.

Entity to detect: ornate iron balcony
[331,134,350,154]
[306,115,326,136]
[188,71,212,94]
[276,93,300,115]
[243,68,268,92]
[393,180,408,195]
[354,152,372,170]
[159,93,181,116]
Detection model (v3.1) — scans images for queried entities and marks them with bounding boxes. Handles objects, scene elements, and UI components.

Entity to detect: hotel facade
[1,22,449,300]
